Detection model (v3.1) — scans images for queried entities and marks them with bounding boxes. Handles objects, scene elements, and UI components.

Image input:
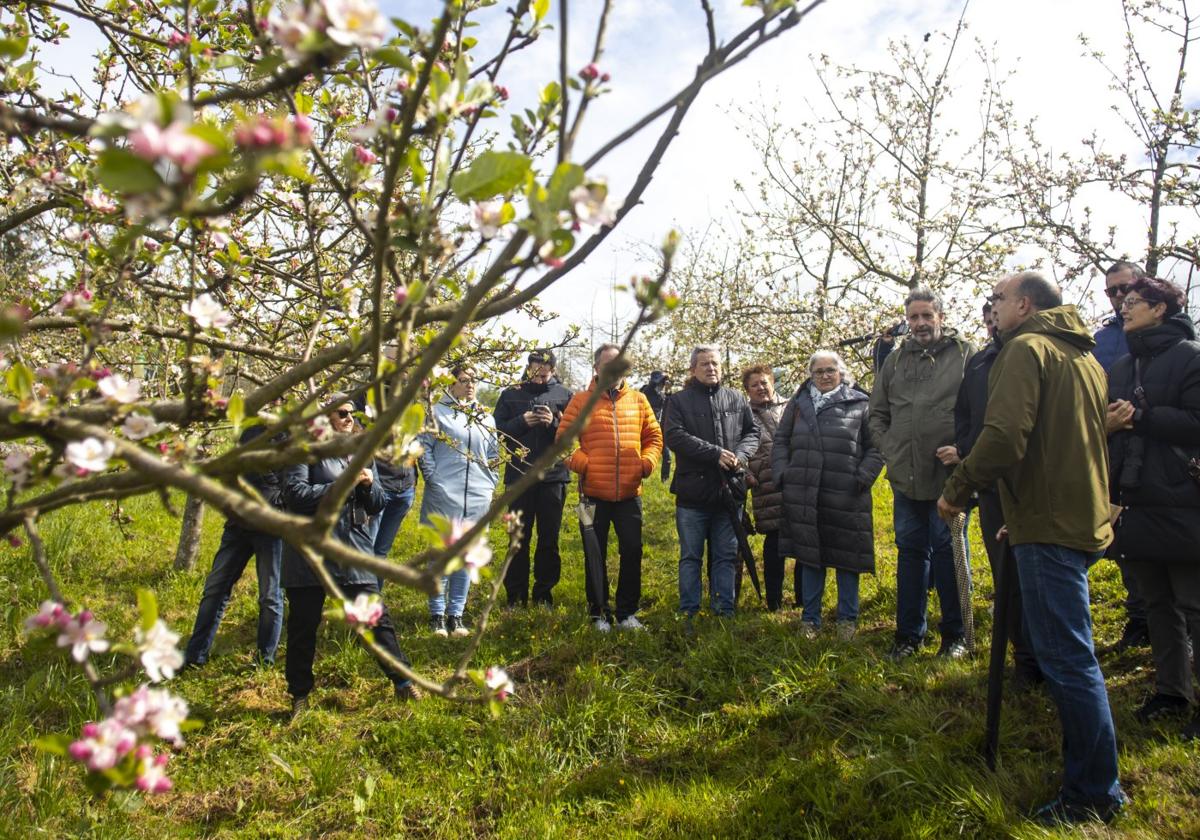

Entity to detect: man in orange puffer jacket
[557,343,664,631]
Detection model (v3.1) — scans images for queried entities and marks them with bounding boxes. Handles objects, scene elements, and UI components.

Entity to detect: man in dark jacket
[282,397,420,716]
[641,371,672,480]
[493,349,574,607]
[1095,261,1151,651]
[940,271,1126,827]
[868,288,974,660]
[940,287,1040,686]
[183,425,285,668]
[663,345,759,619]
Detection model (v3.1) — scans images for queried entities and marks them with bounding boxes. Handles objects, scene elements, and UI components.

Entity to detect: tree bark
[173,494,206,572]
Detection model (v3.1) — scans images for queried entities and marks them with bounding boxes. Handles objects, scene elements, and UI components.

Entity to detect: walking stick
[950,511,975,651]
[983,536,1015,771]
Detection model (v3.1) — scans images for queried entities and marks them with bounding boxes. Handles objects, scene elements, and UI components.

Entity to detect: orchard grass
[1,479,1197,838]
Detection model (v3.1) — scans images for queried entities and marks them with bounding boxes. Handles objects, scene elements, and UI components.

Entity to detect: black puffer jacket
[663,380,759,510]
[492,379,574,485]
[747,400,785,532]
[1108,313,1200,562]
[771,382,884,573]
[280,456,386,587]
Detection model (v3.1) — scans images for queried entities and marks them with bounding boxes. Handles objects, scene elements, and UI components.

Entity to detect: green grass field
[1,477,1197,838]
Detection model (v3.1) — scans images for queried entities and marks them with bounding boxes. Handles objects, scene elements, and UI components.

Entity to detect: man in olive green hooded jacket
[939,271,1125,826]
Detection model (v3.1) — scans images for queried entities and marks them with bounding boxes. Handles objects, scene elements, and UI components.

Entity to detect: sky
[29,0,1199,351]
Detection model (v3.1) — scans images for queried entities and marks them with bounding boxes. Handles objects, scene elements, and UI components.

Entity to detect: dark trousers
[1117,560,1148,628]
[760,530,801,611]
[1127,558,1200,702]
[586,497,642,621]
[977,489,1038,674]
[504,482,566,606]
[284,583,411,699]
[184,521,283,665]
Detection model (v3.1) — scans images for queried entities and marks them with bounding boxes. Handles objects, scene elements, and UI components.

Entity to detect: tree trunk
[173,494,206,572]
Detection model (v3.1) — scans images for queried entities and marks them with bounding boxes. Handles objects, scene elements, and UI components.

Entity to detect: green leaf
[0,34,29,61]
[399,403,424,438]
[33,733,72,757]
[95,149,163,194]
[5,362,34,400]
[450,151,531,201]
[374,47,413,72]
[226,391,245,433]
[213,53,244,70]
[533,0,550,23]
[546,162,585,211]
[137,588,158,632]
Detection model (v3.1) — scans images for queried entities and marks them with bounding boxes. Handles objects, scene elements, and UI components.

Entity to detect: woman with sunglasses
[280,396,421,718]
[772,350,884,639]
[1105,277,1200,738]
[418,365,500,637]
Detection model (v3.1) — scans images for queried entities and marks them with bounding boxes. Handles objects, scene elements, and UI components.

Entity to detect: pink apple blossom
[5,449,32,490]
[135,748,173,793]
[353,145,378,165]
[128,120,216,172]
[393,284,409,306]
[579,63,600,81]
[84,189,118,213]
[342,593,383,627]
[113,684,190,745]
[69,718,137,771]
[485,666,514,701]
[57,610,110,662]
[308,414,333,442]
[25,599,71,632]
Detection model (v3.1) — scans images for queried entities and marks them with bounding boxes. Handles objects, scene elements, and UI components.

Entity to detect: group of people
[176,262,1199,828]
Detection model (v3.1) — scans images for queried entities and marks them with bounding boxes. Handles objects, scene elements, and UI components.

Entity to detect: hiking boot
[799,620,819,639]
[1112,620,1150,653]
[290,695,309,721]
[395,682,425,702]
[835,621,857,642]
[1030,793,1127,826]
[447,615,471,637]
[617,615,647,631]
[1135,692,1191,724]
[429,614,448,637]
[592,617,612,633]
[888,638,920,662]
[937,636,970,659]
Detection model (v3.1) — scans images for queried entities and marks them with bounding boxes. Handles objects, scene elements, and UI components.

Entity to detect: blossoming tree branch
[0,0,825,794]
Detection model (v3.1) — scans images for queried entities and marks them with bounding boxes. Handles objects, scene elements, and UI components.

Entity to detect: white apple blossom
[84,189,118,213]
[98,374,141,404]
[122,412,165,440]
[65,437,116,473]
[182,293,233,329]
[4,449,32,489]
[134,620,184,683]
[570,181,621,228]
[268,2,321,61]
[342,593,383,627]
[57,610,110,662]
[113,684,190,745]
[308,414,333,442]
[323,0,388,50]
[470,199,508,239]
[485,666,514,701]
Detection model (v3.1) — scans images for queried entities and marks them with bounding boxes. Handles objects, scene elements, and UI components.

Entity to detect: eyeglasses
[456,377,475,385]
[812,367,839,377]
[1105,283,1133,299]
[1120,296,1149,311]
[334,409,353,419]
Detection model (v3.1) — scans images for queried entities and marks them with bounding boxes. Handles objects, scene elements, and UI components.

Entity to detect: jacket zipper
[611,389,620,499]
[463,407,473,518]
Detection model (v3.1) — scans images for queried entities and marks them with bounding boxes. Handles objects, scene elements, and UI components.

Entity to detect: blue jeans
[801,566,860,626]
[677,506,737,616]
[1013,543,1123,808]
[428,569,471,618]
[892,489,967,642]
[369,487,415,558]
[184,521,283,664]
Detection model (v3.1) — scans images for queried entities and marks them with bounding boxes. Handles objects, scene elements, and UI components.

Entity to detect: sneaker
[592,617,612,633]
[1135,692,1191,724]
[1112,620,1150,653]
[447,615,471,637]
[290,695,309,721]
[429,614,448,637]
[888,638,920,662]
[617,615,647,631]
[1030,793,1126,826]
[937,636,970,659]
[394,682,425,702]
[799,620,819,639]
[835,621,857,642]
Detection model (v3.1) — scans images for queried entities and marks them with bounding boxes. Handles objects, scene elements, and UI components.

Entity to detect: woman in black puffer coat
[772,351,884,638]
[1106,277,1200,736]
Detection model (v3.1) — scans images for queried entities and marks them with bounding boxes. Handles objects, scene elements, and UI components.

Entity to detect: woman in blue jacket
[281,396,420,716]
[419,366,500,636]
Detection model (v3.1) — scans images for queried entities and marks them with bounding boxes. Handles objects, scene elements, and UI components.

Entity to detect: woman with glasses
[418,365,500,637]
[772,351,884,638]
[1106,277,1200,738]
[280,395,422,718]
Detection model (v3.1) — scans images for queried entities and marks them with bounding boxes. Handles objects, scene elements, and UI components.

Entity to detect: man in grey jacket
[868,288,974,660]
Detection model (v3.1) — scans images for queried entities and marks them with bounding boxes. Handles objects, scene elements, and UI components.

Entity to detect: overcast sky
[35,0,1198,348]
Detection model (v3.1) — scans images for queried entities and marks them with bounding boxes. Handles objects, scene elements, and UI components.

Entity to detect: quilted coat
[556,380,663,502]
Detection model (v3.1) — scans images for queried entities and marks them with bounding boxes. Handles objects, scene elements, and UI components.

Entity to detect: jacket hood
[1127,311,1197,357]
[1003,305,1096,351]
